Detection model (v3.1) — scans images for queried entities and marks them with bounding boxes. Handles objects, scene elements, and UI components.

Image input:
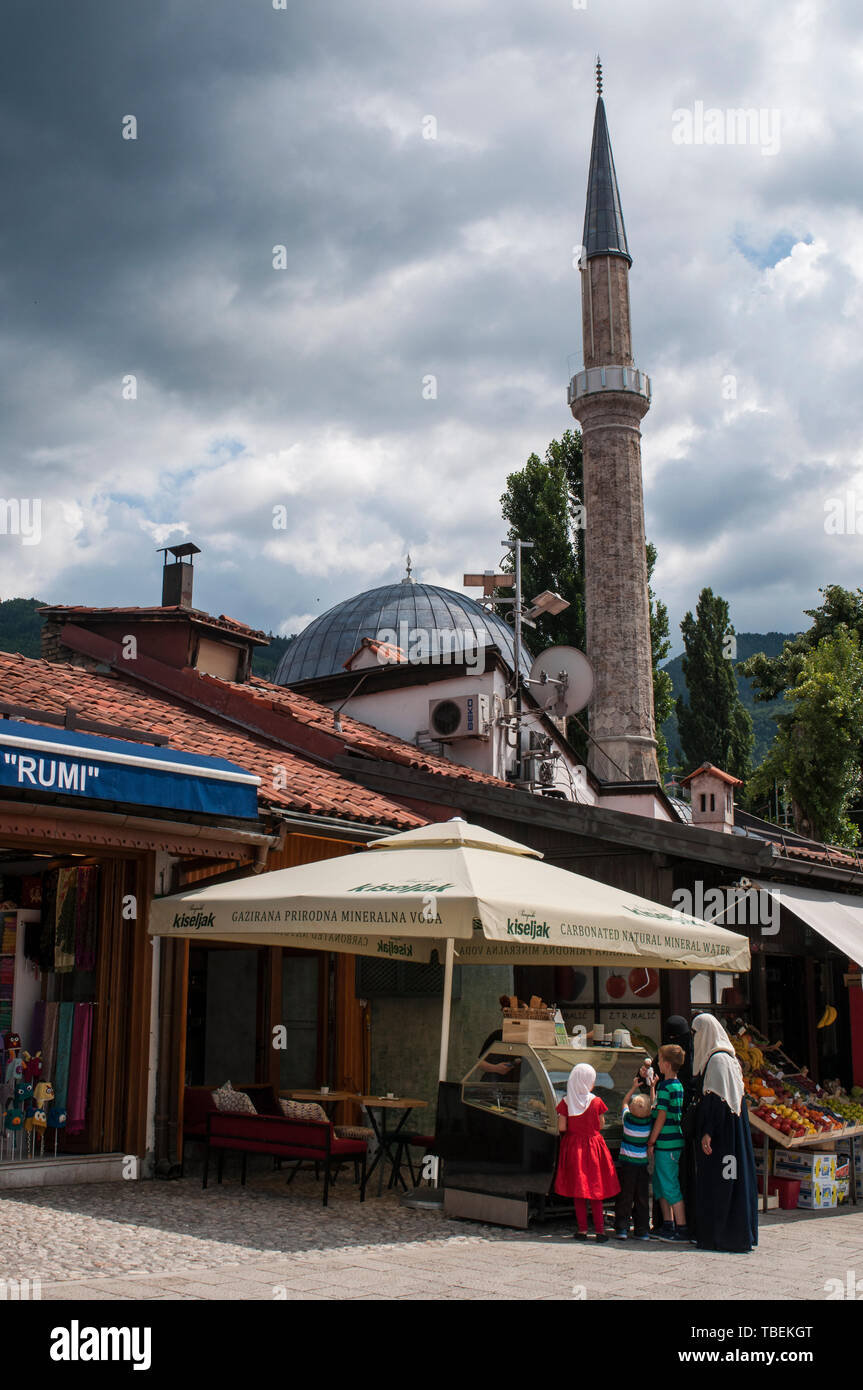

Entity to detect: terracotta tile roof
[38,605,269,644]
[0,652,422,830]
[680,762,743,787]
[233,674,512,789]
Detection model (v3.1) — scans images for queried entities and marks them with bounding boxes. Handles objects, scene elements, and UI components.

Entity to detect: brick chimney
[38,544,269,682]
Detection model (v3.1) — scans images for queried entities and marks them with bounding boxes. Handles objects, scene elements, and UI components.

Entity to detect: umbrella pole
[438,939,455,1082]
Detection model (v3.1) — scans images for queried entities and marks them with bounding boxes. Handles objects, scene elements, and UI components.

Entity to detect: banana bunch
[817,1005,838,1029]
[732,1035,765,1073]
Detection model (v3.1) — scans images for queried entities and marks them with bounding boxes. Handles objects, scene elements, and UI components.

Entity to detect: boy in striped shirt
[648,1044,688,1242]
[614,1075,655,1239]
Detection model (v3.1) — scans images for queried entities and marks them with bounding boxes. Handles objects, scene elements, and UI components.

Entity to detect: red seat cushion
[206,1112,366,1161]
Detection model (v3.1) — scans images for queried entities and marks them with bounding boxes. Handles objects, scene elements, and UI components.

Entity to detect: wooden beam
[332,756,775,872]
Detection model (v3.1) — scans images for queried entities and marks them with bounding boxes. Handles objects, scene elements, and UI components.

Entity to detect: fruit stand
[729,1019,863,1214]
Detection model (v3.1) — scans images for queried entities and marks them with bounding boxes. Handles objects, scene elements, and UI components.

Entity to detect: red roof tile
[236,674,511,789]
[0,652,422,830]
[38,605,269,644]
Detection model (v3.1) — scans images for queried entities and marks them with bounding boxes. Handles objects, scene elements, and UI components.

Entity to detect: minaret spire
[568,70,659,785]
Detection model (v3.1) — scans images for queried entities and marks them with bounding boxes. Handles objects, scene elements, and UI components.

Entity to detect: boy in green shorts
[648,1043,688,1242]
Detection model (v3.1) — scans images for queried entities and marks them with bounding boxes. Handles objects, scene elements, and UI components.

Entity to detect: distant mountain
[661,631,797,771]
[0,596,295,682]
[251,634,295,681]
[0,598,47,659]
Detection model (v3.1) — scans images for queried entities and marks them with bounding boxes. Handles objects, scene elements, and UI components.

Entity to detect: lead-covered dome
[274,581,530,685]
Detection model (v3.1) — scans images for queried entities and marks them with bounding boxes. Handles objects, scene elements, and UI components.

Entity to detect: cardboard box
[773,1150,836,1181]
[836,1147,863,1175]
[836,1179,850,1205]
[797,1179,837,1210]
[501,1018,556,1046]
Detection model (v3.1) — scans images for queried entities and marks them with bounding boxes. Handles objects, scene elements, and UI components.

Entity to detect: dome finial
[401,552,415,585]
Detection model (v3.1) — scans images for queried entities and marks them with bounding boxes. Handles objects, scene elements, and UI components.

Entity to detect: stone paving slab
[3,1171,862,1300]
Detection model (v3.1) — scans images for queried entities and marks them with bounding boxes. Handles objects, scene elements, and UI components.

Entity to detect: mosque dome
[274,580,531,685]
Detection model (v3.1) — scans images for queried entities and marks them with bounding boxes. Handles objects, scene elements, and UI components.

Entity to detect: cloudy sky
[2,0,862,653]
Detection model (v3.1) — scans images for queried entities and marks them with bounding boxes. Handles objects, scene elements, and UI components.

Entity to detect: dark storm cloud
[2,0,863,649]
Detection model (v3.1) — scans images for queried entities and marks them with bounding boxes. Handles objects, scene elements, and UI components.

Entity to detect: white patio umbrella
[149,818,750,1079]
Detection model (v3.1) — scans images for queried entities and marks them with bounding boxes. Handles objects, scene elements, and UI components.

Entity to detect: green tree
[741,585,863,700]
[648,544,673,780]
[676,588,753,780]
[747,629,863,846]
[499,430,586,654]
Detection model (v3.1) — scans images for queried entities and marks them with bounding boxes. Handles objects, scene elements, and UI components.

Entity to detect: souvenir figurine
[33,1081,54,1108]
[22,1051,42,1084]
[46,1104,67,1157]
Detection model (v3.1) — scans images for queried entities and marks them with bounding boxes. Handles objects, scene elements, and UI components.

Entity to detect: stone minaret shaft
[569,84,659,784]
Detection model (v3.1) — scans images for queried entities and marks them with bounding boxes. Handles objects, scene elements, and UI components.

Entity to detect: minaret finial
[595,55,603,98]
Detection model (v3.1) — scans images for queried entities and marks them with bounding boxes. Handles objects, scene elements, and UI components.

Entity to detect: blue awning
[0,720,261,821]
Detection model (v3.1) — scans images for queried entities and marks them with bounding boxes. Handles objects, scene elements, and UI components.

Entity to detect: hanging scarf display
[41,1002,60,1083]
[66,1004,93,1135]
[39,869,59,973]
[74,866,100,971]
[54,869,77,973]
[53,1002,75,1110]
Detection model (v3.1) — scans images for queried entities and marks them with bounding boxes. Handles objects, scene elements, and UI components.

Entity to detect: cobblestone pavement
[2,1170,861,1300]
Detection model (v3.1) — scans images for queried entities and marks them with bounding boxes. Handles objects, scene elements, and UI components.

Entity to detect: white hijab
[565,1062,596,1117]
[692,1013,744,1116]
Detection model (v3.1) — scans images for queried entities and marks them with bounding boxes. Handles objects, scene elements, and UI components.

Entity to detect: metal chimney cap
[158,542,201,562]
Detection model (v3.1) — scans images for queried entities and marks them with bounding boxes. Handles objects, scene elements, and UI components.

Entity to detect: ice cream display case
[436,1041,646,1229]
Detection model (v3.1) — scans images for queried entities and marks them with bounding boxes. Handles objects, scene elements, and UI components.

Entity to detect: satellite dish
[528,645,594,718]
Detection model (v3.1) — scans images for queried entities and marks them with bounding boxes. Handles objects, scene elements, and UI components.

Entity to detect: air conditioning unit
[428,694,490,741]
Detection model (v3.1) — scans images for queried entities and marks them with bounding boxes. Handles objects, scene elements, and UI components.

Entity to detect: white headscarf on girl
[565,1062,597,1116]
[691,1013,744,1116]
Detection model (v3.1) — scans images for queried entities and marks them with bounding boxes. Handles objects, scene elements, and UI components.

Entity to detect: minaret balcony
[567,364,651,407]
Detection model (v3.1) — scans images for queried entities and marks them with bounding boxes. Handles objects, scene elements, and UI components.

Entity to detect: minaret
[568,61,659,784]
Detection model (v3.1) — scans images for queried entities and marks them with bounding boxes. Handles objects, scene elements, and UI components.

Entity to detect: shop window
[689,970,749,1014]
[355,958,463,999]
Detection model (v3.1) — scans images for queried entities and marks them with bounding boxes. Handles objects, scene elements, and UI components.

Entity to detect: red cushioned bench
[204,1112,367,1207]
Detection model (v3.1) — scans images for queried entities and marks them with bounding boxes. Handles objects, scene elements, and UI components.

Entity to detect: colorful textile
[279,1099,327,1123]
[54,1002,74,1109]
[654,1077,684,1151]
[211,1082,256,1115]
[619,1104,652,1165]
[39,870,59,972]
[74,867,100,971]
[66,1004,93,1135]
[41,1002,59,1083]
[55,870,77,973]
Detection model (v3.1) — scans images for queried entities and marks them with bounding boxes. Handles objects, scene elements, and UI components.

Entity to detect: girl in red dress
[555,1062,620,1241]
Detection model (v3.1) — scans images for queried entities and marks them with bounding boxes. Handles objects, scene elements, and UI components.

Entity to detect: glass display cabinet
[436,1041,646,1229]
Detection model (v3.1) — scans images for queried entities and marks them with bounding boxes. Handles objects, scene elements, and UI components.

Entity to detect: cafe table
[359,1095,429,1197]
[280,1090,357,1106]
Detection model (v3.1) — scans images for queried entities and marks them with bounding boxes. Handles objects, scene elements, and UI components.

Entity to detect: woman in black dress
[691,1013,758,1253]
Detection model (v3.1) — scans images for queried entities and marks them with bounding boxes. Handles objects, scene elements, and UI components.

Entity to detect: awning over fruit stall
[753,880,863,965]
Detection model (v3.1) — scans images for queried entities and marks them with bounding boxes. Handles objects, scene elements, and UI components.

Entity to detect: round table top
[358,1095,428,1109]
[281,1089,356,1102]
